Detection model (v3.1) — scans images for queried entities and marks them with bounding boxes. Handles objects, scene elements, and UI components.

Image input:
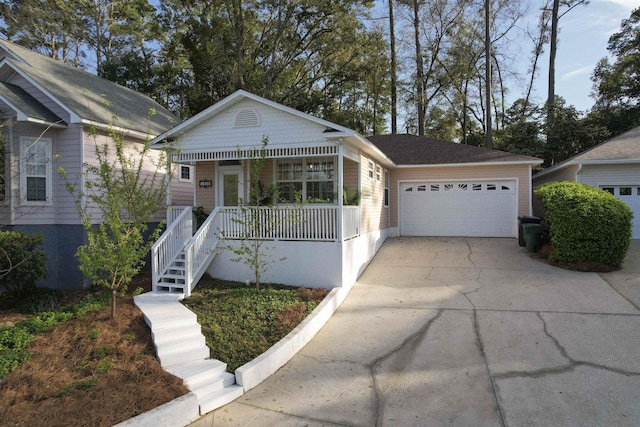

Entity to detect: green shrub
[535,181,633,267]
[0,231,47,298]
[18,288,65,314]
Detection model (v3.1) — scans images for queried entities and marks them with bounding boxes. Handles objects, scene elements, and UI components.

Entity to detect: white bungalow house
[150,90,542,296]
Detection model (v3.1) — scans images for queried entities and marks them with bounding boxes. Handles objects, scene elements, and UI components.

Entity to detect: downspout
[337,139,345,288]
[337,139,344,242]
[575,163,582,183]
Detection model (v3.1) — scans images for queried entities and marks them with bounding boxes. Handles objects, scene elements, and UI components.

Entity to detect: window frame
[368,160,374,179]
[178,164,193,183]
[275,156,336,204]
[384,170,389,207]
[20,136,53,206]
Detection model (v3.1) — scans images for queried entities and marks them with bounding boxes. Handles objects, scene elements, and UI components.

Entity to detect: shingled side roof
[0,39,178,136]
[366,134,541,166]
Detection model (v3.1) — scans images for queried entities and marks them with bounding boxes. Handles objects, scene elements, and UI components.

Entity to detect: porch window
[276,157,335,203]
[20,137,52,205]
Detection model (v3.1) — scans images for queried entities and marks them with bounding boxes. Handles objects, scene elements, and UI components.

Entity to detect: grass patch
[183,277,328,372]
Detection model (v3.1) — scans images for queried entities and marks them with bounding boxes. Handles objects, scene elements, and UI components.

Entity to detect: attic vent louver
[234,108,260,128]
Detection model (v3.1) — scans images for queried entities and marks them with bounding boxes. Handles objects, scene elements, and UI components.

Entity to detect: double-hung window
[21,137,52,205]
[276,157,335,203]
[179,165,193,182]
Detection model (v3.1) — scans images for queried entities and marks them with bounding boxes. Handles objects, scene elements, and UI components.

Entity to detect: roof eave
[81,119,154,141]
[397,160,543,168]
[0,59,81,123]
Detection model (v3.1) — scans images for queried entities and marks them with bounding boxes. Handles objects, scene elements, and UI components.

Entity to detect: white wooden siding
[176,99,335,153]
[578,164,640,187]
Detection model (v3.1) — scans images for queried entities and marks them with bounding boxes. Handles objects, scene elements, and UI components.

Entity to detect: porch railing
[342,206,360,240]
[152,206,192,288]
[167,205,190,226]
[219,206,340,241]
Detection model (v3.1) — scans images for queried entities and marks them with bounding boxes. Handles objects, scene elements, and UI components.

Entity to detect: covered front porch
[149,90,393,297]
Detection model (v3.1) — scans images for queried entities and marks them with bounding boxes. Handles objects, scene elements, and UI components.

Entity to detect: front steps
[154,253,188,294]
[134,293,243,415]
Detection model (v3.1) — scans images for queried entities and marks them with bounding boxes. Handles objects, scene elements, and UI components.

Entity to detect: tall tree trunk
[484,0,492,149]
[389,0,398,134]
[412,0,424,136]
[547,0,559,126]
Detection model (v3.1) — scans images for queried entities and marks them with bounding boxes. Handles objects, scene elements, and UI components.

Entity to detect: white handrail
[152,206,192,290]
[183,207,221,297]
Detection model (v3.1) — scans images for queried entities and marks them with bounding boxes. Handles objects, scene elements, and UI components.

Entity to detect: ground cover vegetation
[0,1,638,166]
[535,181,633,270]
[0,269,329,425]
[182,276,328,372]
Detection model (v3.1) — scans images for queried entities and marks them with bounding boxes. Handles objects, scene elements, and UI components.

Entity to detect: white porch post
[166,154,173,224]
[337,140,344,242]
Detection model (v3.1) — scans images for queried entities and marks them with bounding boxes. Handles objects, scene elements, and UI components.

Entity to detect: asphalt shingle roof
[572,125,640,161]
[0,39,178,136]
[366,134,540,165]
[0,81,64,125]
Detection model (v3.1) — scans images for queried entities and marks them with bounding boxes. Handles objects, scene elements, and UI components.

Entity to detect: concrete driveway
[195,238,640,427]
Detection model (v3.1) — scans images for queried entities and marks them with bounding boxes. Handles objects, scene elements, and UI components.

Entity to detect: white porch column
[166,154,173,224]
[337,140,344,242]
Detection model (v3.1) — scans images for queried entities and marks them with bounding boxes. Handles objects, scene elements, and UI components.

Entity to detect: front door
[217,166,244,206]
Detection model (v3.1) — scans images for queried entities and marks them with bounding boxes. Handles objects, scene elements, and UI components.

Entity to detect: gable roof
[367,134,542,166]
[533,125,640,180]
[150,89,356,144]
[150,89,396,166]
[0,39,178,136]
[0,81,65,127]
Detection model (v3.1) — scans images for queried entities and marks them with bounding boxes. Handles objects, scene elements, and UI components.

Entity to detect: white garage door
[601,185,640,239]
[400,181,517,237]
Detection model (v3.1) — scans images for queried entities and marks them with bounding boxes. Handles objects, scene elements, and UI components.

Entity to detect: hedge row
[534,181,632,267]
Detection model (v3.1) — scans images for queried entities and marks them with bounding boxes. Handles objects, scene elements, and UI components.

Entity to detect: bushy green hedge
[535,181,632,267]
[0,231,47,298]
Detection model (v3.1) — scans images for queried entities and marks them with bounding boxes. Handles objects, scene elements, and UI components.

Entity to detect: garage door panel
[400,180,517,238]
[600,185,640,239]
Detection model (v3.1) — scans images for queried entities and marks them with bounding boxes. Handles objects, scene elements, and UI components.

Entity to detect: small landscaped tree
[61,112,170,317]
[219,137,301,290]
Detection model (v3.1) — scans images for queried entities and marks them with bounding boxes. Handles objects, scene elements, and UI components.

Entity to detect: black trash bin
[517,215,542,247]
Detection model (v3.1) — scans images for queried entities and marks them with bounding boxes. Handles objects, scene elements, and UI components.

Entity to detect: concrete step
[152,323,203,345]
[167,359,227,383]
[158,343,210,368]
[190,372,236,399]
[199,385,244,415]
[141,303,197,330]
[156,334,207,358]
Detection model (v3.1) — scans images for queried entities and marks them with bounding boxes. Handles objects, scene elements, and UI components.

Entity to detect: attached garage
[367,134,542,239]
[532,126,640,240]
[399,180,517,237]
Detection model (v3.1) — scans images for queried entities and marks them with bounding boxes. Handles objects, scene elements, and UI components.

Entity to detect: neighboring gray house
[532,125,640,238]
[0,39,191,289]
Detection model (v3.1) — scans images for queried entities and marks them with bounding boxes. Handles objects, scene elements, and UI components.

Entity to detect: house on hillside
[0,39,192,289]
[149,90,542,296]
[532,125,640,238]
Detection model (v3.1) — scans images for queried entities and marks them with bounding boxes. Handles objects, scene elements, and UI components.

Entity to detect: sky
[514,0,637,113]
